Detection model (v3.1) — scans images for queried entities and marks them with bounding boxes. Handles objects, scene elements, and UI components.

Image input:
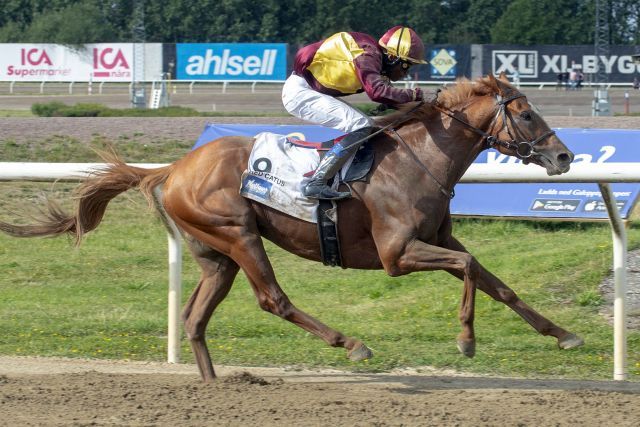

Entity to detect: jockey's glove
[415,88,440,105]
[368,103,392,116]
[413,87,424,101]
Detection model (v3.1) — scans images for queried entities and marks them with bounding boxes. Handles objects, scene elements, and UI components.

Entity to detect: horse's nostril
[558,152,572,164]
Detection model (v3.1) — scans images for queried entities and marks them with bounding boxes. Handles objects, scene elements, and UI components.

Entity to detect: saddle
[287,136,374,182]
[288,137,375,268]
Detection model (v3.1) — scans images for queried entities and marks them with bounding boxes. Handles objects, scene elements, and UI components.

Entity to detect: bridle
[436,93,556,159]
[386,91,556,199]
[361,92,556,200]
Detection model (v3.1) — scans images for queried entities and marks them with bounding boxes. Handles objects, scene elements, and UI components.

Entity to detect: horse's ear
[487,73,509,96]
[487,73,500,92]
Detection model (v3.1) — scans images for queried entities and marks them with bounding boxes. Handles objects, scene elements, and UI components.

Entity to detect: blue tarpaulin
[194,124,640,220]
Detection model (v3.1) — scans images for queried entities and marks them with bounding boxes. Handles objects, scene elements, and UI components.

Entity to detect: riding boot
[303,126,376,200]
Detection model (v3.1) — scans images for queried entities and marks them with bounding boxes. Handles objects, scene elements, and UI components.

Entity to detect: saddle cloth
[240,132,358,223]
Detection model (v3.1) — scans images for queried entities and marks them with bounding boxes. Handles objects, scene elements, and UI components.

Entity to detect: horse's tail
[0,148,175,245]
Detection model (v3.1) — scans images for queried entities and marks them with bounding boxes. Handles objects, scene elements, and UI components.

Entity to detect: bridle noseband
[437,93,556,160]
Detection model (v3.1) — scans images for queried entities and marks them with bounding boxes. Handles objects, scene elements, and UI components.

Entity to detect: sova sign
[177,43,287,81]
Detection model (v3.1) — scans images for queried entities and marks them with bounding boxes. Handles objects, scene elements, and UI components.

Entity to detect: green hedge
[30,101,390,118]
[31,102,204,117]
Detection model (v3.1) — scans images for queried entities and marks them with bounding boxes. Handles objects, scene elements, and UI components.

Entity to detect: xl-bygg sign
[492,50,538,78]
[486,45,640,82]
[176,44,287,81]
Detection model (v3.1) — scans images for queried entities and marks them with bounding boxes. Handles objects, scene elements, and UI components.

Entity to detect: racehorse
[0,74,584,382]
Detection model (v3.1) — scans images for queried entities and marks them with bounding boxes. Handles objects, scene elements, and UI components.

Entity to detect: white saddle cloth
[239,132,354,223]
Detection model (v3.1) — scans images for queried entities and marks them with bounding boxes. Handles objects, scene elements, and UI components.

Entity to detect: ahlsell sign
[484,44,640,83]
[176,43,287,81]
[0,43,133,82]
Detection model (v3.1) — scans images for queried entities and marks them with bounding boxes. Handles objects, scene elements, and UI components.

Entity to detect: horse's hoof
[456,339,476,358]
[558,333,584,350]
[347,343,373,361]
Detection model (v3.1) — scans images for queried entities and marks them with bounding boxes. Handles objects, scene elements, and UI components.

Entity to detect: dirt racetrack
[2,108,640,425]
[2,356,640,426]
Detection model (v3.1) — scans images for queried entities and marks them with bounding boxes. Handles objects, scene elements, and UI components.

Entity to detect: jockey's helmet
[378,26,427,65]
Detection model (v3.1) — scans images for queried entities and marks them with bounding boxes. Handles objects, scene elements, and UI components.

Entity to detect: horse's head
[485,73,574,175]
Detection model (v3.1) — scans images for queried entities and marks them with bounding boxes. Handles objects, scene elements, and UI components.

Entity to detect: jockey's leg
[302,126,376,200]
[282,74,376,199]
[282,74,372,132]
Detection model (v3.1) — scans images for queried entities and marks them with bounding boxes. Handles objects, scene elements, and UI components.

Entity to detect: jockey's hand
[368,103,392,116]
[413,87,424,101]
[415,88,440,105]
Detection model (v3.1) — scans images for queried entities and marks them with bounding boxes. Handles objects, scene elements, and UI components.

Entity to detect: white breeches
[281,74,373,133]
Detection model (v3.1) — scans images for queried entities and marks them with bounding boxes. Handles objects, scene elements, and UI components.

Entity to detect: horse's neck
[406,100,495,189]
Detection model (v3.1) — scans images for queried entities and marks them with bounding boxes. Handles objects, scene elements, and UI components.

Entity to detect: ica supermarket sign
[0,43,133,82]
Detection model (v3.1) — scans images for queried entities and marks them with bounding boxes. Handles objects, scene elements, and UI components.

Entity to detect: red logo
[21,48,52,66]
[93,48,130,70]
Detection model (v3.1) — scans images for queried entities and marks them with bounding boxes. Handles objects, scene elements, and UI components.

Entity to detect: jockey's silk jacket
[293,32,417,105]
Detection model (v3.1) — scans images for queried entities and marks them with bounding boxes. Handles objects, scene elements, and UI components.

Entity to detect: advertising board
[194,125,640,220]
[484,44,640,83]
[176,43,287,81]
[424,44,471,81]
[0,43,135,82]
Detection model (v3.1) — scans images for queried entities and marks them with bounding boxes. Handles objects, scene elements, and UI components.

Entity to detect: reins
[348,101,427,147]
[369,100,456,199]
[390,128,455,199]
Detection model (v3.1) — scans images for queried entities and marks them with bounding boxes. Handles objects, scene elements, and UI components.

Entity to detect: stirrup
[303,181,351,200]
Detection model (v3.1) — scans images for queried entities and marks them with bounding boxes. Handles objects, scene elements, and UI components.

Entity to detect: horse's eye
[520,111,532,121]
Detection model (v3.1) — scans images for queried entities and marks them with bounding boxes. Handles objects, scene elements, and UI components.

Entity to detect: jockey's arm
[354,52,418,106]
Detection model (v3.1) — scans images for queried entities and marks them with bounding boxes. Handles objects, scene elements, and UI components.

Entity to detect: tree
[490,0,593,45]
[21,2,116,43]
[0,0,637,45]
[445,0,512,43]
[611,0,640,44]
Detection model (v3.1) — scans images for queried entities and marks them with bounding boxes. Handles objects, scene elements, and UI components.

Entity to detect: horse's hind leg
[444,236,584,350]
[182,236,240,382]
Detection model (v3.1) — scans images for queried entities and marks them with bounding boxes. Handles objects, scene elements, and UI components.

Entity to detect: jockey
[282,25,438,200]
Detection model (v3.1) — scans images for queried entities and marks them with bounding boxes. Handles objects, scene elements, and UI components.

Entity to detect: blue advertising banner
[460,128,640,219]
[176,43,287,81]
[425,44,471,81]
[193,124,343,149]
[194,125,640,220]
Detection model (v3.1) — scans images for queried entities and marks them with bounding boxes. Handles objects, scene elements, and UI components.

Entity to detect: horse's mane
[374,76,509,127]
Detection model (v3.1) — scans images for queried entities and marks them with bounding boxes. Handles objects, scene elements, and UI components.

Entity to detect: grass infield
[0,134,639,380]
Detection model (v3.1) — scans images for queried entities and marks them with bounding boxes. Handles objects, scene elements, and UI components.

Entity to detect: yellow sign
[431,49,457,76]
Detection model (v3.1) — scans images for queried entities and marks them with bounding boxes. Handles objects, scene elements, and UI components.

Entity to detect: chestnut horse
[0,74,584,382]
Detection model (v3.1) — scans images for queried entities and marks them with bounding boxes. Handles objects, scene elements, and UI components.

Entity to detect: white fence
[4,79,637,96]
[0,161,637,380]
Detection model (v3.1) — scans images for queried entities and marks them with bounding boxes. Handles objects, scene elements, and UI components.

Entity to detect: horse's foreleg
[235,235,372,361]
[247,275,373,361]
[392,239,480,357]
[182,242,240,382]
[443,236,584,350]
